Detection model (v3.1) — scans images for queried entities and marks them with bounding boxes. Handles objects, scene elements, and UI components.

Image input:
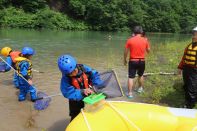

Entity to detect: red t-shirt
[125,34,150,59]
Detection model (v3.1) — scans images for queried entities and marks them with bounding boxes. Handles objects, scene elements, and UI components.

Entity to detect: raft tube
[66,101,197,131]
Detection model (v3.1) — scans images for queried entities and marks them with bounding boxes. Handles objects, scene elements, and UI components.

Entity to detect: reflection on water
[0,29,191,89]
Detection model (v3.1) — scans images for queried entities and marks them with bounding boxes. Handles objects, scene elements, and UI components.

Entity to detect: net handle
[112,70,124,96]
[35,93,62,101]
[0,56,29,83]
[89,85,98,93]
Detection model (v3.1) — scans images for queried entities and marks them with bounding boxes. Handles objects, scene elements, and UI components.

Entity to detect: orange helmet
[1,47,12,56]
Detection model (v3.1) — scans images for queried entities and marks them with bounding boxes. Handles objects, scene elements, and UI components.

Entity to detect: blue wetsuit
[5,56,19,88]
[60,64,103,101]
[60,64,103,120]
[17,60,37,101]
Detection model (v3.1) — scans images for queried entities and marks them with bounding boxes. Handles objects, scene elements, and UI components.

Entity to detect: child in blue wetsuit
[1,47,21,88]
[57,54,103,121]
[15,47,37,102]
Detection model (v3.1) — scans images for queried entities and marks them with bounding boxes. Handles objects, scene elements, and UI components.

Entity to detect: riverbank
[0,31,196,130]
[139,41,197,108]
[0,68,143,130]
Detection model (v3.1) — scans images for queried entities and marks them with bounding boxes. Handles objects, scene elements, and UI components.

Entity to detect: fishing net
[0,61,6,72]
[34,91,51,110]
[94,70,124,98]
[33,70,123,110]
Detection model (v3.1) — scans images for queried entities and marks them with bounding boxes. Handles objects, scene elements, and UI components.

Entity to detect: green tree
[179,0,197,33]
[0,0,197,32]
[0,7,36,28]
[145,0,181,32]
[67,0,86,19]
[12,0,47,13]
[0,0,11,9]
[85,0,129,31]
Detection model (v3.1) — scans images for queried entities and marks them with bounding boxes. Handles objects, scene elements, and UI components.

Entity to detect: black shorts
[69,100,84,121]
[128,61,145,78]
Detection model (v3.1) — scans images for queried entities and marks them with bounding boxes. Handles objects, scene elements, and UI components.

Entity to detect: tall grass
[139,40,197,108]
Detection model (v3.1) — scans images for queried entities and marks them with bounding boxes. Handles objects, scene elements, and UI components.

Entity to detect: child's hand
[28,79,33,85]
[83,88,94,96]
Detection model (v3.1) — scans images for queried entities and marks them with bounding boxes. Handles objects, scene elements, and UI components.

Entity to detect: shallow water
[0,29,191,130]
[0,29,191,86]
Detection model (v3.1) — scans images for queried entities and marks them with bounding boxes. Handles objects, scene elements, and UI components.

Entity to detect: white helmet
[193,26,197,32]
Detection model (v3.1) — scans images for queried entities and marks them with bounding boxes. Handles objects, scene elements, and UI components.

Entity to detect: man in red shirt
[124,26,150,98]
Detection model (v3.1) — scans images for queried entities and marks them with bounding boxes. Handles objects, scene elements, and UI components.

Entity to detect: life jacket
[183,43,197,67]
[9,51,21,63]
[71,65,90,89]
[15,57,32,77]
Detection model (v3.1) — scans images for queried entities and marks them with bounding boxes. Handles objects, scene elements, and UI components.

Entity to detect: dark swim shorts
[128,61,145,78]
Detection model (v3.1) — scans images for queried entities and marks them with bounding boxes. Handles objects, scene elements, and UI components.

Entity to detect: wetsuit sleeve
[83,64,103,87]
[5,56,12,71]
[60,75,84,101]
[19,61,31,80]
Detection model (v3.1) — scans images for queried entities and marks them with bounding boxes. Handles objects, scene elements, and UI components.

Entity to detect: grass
[137,40,197,108]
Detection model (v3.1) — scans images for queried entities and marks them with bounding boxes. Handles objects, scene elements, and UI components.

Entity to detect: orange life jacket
[71,65,90,89]
[9,51,21,63]
[71,72,89,89]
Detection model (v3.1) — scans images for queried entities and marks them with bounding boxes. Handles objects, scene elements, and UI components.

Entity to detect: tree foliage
[0,7,88,30]
[0,0,197,32]
[9,0,46,13]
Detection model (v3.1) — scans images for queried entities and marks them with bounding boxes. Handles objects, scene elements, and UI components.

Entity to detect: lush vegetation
[0,0,197,32]
[133,40,196,108]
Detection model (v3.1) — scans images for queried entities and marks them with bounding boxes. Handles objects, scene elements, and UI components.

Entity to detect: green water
[0,29,191,86]
[0,29,193,130]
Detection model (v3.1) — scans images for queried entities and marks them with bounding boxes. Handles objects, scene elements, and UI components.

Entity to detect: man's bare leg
[128,78,134,96]
[138,76,144,93]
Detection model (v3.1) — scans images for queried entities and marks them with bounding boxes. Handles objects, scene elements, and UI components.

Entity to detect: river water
[0,29,191,130]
